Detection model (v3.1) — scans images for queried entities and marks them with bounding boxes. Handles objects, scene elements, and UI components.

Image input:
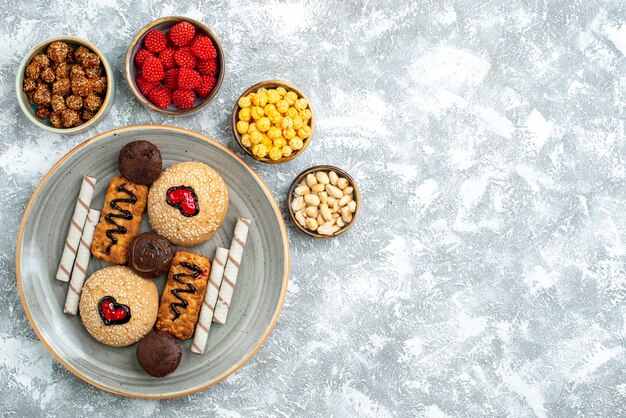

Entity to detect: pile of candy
[236,87,313,161]
[134,21,219,110]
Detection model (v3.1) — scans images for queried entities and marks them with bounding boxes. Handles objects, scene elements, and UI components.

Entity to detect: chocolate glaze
[104,185,136,254]
[170,262,201,321]
[128,232,174,278]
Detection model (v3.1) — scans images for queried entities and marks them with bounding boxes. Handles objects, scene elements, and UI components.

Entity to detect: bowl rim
[231,80,315,164]
[125,16,225,116]
[15,124,290,398]
[15,35,114,135]
[286,165,360,238]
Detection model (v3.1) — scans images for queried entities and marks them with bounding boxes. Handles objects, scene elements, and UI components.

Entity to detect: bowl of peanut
[232,80,314,163]
[287,165,360,238]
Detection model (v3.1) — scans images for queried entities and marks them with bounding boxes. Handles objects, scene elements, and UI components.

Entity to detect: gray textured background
[1,0,626,416]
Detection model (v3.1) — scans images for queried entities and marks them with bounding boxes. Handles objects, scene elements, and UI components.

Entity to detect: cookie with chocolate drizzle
[91,176,148,265]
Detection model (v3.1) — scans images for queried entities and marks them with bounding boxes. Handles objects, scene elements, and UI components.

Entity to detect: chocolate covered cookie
[128,232,174,278]
[118,140,163,186]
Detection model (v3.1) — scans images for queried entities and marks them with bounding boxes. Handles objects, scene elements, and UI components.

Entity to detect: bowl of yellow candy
[232,80,314,163]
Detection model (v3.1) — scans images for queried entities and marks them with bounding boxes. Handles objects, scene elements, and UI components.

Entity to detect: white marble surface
[2,0,626,416]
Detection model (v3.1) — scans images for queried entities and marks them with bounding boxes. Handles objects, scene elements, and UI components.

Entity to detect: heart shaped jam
[166,186,200,217]
[98,296,131,326]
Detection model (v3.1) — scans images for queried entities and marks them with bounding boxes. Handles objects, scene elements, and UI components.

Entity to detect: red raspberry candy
[135,49,154,68]
[135,75,159,96]
[168,21,195,47]
[163,68,179,90]
[174,47,197,69]
[172,90,196,109]
[159,48,176,69]
[177,68,201,90]
[144,30,167,53]
[195,75,216,98]
[196,58,218,76]
[190,36,217,60]
[141,56,164,82]
[148,87,172,109]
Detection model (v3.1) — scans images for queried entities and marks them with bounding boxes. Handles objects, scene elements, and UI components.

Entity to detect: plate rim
[15,124,290,399]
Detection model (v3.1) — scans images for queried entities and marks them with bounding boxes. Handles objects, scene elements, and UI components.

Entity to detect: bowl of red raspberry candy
[125,16,224,115]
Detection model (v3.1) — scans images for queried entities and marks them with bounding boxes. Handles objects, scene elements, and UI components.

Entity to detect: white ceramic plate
[16,125,289,398]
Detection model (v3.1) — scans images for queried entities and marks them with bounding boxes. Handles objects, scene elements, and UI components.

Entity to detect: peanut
[295,210,307,226]
[305,217,318,231]
[317,223,334,236]
[320,203,332,221]
[329,171,338,185]
[347,200,357,213]
[315,171,330,184]
[305,206,318,218]
[326,184,343,199]
[306,174,317,187]
[304,194,320,206]
[343,186,354,195]
[291,196,305,211]
[339,194,352,207]
[295,185,310,195]
[337,178,349,189]
[311,183,325,193]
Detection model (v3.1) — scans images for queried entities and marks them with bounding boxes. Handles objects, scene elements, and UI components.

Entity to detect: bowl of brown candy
[16,36,114,134]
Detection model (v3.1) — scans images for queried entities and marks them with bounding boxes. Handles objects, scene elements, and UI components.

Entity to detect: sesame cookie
[147,162,228,246]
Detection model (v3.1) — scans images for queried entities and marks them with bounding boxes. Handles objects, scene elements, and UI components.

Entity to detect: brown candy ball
[31,54,50,68]
[61,109,80,127]
[52,78,71,96]
[84,67,101,79]
[49,112,62,128]
[72,77,93,97]
[41,67,55,84]
[91,77,107,94]
[83,93,102,112]
[66,95,83,110]
[23,78,37,93]
[26,63,40,80]
[32,84,51,106]
[81,53,100,69]
[69,64,84,79]
[54,62,70,79]
[82,110,95,121]
[47,41,70,63]
[74,46,90,62]
[36,106,51,119]
[51,94,67,113]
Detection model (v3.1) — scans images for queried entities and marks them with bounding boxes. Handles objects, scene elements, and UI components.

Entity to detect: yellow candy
[298,125,312,138]
[238,107,251,122]
[261,135,272,146]
[238,96,251,108]
[250,131,263,144]
[257,87,268,94]
[267,126,281,139]
[252,91,268,107]
[294,98,308,111]
[248,122,257,133]
[299,109,312,121]
[289,137,304,150]
[282,145,293,157]
[273,137,287,149]
[284,91,298,105]
[250,106,264,120]
[286,107,298,119]
[267,89,281,104]
[283,127,296,140]
[257,117,271,132]
[253,144,268,158]
[236,120,249,134]
[276,87,287,96]
[269,147,282,161]
[292,115,303,130]
[264,103,277,114]
[268,111,282,125]
[281,117,293,129]
[241,134,251,147]
[276,99,289,114]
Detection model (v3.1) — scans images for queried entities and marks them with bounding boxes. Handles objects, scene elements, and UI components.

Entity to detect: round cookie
[136,331,182,377]
[147,161,228,246]
[79,266,159,347]
[118,140,163,186]
[128,232,174,278]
